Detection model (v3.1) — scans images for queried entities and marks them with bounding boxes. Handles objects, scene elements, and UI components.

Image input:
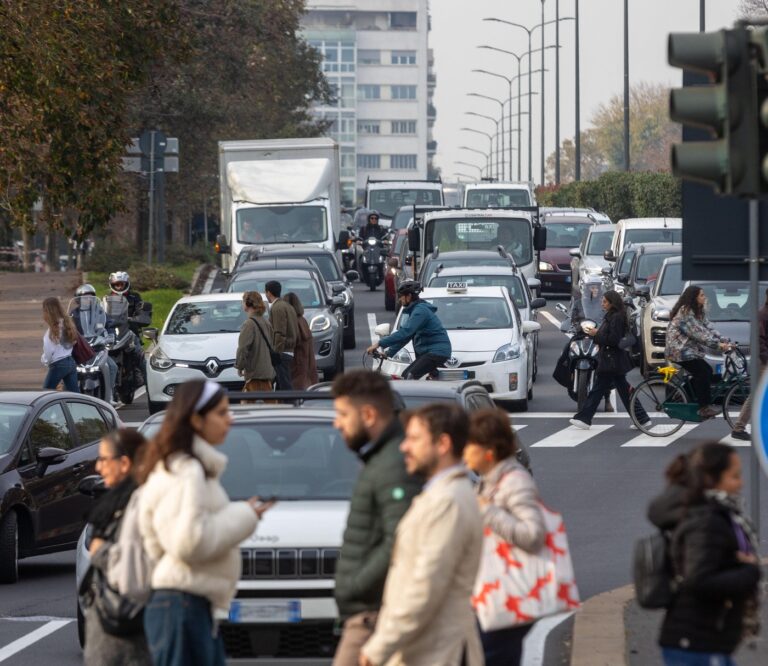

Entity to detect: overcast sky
[429,0,743,183]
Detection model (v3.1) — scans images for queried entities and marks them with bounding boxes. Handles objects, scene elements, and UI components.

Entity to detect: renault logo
[204,358,220,377]
[445,356,460,368]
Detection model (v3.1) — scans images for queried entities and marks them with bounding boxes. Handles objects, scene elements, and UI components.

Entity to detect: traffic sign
[755,370,768,479]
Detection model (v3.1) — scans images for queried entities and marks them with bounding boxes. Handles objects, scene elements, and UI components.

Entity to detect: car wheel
[343,309,356,350]
[77,603,86,648]
[0,511,19,584]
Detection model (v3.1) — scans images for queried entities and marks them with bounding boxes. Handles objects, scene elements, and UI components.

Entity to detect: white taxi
[378,284,541,410]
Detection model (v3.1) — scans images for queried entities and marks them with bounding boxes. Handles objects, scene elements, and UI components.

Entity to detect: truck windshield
[426,217,533,266]
[368,189,442,218]
[465,188,531,207]
[236,206,327,244]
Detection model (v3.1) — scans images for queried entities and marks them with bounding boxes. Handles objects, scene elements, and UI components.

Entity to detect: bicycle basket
[723,348,748,379]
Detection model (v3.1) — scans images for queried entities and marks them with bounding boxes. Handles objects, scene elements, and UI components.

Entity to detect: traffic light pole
[749,199,761,535]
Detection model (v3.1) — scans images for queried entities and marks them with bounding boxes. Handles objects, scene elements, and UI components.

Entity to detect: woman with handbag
[284,292,318,390]
[569,290,649,430]
[41,296,79,392]
[235,291,275,393]
[464,409,546,666]
[82,429,150,665]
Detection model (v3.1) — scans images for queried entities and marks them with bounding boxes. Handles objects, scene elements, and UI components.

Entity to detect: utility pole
[540,0,546,185]
[575,0,581,181]
[555,0,561,184]
[623,0,630,172]
[147,130,156,265]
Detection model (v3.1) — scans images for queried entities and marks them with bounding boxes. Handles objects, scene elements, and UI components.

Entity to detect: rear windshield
[624,228,682,246]
[368,189,442,218]
[429,274,526,309]
[635,252,680,282]
[465,189,531,207]
[545,223,592,248]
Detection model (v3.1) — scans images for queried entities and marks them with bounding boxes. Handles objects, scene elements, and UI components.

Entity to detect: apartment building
[303,0,436,207]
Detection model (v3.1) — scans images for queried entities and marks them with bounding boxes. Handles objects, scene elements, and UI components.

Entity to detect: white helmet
[108,271,130,295]
[75,283,96,297]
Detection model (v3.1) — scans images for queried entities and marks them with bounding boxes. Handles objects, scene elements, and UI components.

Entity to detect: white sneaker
[629,420,651,431]
[569,418,590,430]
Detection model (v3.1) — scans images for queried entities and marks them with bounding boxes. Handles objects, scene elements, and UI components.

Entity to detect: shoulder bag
[633,531,676,609]
[72,332,95,364]
[472,472,581,631]
[252,316,281,368]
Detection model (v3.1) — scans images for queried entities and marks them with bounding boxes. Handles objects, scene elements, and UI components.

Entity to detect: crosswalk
[511,414,751,449]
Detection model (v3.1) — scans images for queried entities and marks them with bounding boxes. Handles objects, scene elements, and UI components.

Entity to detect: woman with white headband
[137,380,274,665]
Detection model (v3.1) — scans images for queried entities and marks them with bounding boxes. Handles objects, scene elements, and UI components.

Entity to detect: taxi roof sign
[446,281,468,292]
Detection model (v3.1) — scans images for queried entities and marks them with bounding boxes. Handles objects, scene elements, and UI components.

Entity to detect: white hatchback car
[377,285,541,410]
[144,293,247,413]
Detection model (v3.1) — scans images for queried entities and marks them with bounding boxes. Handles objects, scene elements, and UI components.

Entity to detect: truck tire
[0,511,19,584]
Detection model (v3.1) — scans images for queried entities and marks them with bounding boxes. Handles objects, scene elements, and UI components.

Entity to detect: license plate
[228,600,301,624]
[438,369,474,380]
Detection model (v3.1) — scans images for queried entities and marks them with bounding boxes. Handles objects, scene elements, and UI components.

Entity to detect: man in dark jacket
[360,212,388,241]
[330,370,421,666]
[265,280,298,390]
[367,280,452,379]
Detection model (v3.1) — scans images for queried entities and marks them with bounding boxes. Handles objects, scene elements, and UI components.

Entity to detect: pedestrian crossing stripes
[531,424,613,448]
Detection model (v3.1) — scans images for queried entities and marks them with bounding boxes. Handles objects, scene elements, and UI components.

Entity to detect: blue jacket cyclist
[367,280,452,379]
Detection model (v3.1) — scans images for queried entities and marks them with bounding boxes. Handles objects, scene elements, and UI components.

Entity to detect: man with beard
[360,404,484,666]
[331,371,421,666]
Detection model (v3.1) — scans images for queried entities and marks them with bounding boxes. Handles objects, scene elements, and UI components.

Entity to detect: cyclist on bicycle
[665,285,733,420]
[367,280,452,379]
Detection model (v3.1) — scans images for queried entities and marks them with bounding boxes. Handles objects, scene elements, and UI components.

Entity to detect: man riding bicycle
[367,280,452,379]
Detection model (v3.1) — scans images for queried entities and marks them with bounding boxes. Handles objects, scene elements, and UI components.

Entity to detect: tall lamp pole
[460,127,494,177]
[459,146,491,176]
[623,0,630,172]
[455,160,485,178]
[464,111,502,179]
[575,0,581,180]
[467,93,507,178]
[472,70,514,180]
[555,0,561,183]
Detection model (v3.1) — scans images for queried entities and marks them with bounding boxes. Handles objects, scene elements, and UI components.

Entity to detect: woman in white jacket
[138,380,273,666]
[463,408,546,666]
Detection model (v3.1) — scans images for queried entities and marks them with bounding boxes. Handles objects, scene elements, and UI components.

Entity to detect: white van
[605,218,682,263]
[463,181,536,208]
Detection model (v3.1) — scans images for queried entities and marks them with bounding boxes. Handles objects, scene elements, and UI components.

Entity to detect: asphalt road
[1,282,765,665]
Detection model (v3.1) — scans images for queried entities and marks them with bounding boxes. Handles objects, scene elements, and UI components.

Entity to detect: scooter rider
[367,280,452,379]
[107,271,146,383]
[360,212,388,241]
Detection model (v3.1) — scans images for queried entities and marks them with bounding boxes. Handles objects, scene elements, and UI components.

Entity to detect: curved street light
[455,160,485,177]
[460,127,494,177]
[467,92,506,179]
[464,111,501,179]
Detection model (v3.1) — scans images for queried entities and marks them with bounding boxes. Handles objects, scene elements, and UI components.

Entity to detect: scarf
[87,477,137,541]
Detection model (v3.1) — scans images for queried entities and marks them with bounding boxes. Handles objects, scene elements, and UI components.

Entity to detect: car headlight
[149,346,173,371]
[392,348,412,363]
[652,308,670,322]
[539,261,554,272]
[310,314,331,332]
[493,342,521,363]
[569,340,580,354]
[340,289,351,306]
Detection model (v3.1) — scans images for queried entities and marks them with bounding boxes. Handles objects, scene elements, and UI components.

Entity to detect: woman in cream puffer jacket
[138,380,273,666]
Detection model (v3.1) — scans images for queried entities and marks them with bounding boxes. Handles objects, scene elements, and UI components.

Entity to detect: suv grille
[241,548,340,580]
[651,328,667,347]
[222,621,338,658]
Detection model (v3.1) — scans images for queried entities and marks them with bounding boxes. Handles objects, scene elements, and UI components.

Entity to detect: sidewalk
[0,271,82,389]
[571,581,768,666]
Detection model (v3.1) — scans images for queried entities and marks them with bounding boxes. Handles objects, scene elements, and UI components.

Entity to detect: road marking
[621,424,698,447]
[531,424,612,447]
[512,412,632,419]
[0,620,71,662]
[367,313,378,345]
[522,611,575,665]
[539,310,563,329]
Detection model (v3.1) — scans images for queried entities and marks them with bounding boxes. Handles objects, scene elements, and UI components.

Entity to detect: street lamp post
[460,127,494,177]
[464,111,501,179]
[467,93,506,178]
[472,70,514,181]
[459,146,491,176]
[555,0,561,183]
[623,0,630,172]
[455,160,485,178]
[575,0,581,180]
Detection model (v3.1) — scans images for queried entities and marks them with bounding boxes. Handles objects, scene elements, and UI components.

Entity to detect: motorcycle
[104,294,152,404]
[359,235,389,291]
[341,228,359,274]
[69,295,113,401]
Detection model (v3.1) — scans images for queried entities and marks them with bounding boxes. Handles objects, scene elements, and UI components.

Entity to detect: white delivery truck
[462,181,536,208]
[365,178,444,225]
[215,138,344,271]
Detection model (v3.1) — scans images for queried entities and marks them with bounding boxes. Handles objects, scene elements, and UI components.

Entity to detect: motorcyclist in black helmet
[359,212,388,241]
[107,271,147,386]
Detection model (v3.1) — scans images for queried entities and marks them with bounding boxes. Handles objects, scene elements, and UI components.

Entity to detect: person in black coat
[569,290,649,429]
[652,442,761,664]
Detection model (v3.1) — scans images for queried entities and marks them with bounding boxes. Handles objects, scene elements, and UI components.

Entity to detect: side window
[68,402,109,446]
[28,403,73,456]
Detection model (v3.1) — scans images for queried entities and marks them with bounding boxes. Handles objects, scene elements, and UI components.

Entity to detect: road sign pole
[749,199,761,536]
[147,131,156,265]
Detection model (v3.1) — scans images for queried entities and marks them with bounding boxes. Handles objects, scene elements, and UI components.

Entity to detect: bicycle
[628,346,750,436]
[361,349,448,380]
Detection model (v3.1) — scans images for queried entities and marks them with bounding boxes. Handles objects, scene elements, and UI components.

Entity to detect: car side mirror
[530,297,547,309]
[214,234,230,254]
[374,323,391,337]
[569,247,581,258]
[345,270,359,282]
[407,228,421,251]
[521,321,542,335]
[332,283,345,294]
[603,249,616,262]
[78,474,106,498]
[143,327,158,342]
[636,285,651,300]
[533,225,547,251]
[36,446,68,476]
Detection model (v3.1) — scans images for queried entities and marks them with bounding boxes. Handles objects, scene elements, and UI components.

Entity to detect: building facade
[303,0,435,207]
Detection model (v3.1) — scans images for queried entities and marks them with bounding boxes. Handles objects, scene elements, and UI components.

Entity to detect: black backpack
[632,531,677,609]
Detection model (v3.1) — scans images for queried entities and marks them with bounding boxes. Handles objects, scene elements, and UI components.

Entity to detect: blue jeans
[143,590,225,666]
[43,356,79,392]
[662,647,736,666]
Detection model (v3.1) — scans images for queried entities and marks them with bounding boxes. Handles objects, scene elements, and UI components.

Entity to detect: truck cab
[462,181,536,208]
[365,178,444,223]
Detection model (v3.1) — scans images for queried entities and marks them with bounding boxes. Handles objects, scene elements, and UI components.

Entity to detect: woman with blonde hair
[41,296,79,392]
[284,292,318,390]
[235,291,275,392]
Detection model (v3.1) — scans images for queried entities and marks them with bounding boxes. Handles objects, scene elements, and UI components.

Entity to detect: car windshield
[166,301,247,335]
[658,263,684,296]
[0,404,28,455]
[635,252,680,282]
[699,284,768,322]
[307,255,342,282]
[545,223,592,248]
[417,296,512,330]
[141,421,361,500]
[428,274,526,309]
[465,188,531,207]
[236,206,327,244]
[368,189,442,218]
[624,228,682,246]
[228,277,322,308]
[586,231,613,255]
[426,217,533,265]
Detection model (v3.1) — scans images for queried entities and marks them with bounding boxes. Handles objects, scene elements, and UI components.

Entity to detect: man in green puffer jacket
[331,370,422,666]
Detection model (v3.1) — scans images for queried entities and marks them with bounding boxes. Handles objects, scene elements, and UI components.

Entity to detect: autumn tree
[740,0,768,16]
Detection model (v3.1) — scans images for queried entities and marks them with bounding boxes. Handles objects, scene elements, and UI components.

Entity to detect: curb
[571,584,634,666]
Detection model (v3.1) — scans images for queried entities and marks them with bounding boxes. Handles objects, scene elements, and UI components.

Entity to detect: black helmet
[397,279,422,296]
[368,211,380,223]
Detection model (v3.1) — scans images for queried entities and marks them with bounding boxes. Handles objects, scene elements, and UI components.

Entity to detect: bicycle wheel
[629,377,688,436]
[723,381,750,430]
[361,351,374,370]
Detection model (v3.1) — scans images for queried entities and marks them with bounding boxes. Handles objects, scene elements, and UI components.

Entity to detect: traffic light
[668,26,759,197]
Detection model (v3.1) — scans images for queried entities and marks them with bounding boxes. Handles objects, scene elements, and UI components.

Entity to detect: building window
[358,85,381,100]
[358,50,380,65]
[340,148,356,178]
[390,12,417,29]
[358,121,381,135]
[391,51,416,65]
[390,154,417,170]
[391,120,417,135]
[391,85,417,100]
[358,154,381,169]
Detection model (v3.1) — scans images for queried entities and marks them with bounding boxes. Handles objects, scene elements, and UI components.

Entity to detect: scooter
[556,303,600,410]
[69,295,113,401]
[104,295,152,404]
[341,228,359,274]
[359,235,388,291]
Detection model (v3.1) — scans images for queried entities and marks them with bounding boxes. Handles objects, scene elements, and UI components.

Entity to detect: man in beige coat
[360,404,484,666]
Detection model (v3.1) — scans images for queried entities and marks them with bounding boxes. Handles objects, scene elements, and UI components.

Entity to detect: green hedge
[536,171,681,222]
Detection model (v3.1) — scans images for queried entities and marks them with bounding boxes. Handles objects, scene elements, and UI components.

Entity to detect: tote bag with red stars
[472,474,580,631]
